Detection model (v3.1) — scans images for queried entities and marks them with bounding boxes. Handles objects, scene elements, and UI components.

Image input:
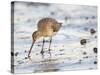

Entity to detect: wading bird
[28,18,62,57]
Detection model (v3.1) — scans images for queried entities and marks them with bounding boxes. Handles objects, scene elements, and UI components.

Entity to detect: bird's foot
[40,50,44,55]
[40,50,44,58]
[28,55,31,58]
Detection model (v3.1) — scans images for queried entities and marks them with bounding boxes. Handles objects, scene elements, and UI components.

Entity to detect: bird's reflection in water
[34,53,60,72]
[41,48,52,59]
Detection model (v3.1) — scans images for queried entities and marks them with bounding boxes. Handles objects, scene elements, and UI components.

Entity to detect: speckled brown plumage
[28,17,62,57]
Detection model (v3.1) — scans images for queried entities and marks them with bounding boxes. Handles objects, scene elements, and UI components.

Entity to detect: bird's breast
[41,30,57,37]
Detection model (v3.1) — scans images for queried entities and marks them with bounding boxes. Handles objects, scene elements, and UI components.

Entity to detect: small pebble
[24,50,27,53]
[65,16,68,20]
[51,12,55,15]
[92,16,96,19]
[93,47,97,53]
[79,59,82,62]
[83,52,87,55]
[94,61,97,64]
[15,52,19,56]
[25,57,28,59]
[95,36,97,38]
[90,28,96,35]
[80,39,87,45]
[85,56,88,58]
[85,17,89,20]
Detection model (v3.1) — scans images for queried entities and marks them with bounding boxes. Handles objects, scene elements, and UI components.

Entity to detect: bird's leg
[48,37,52,55]
[41,37,45,55]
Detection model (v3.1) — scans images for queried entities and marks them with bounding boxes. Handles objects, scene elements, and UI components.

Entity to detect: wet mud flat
[13,2,97,73]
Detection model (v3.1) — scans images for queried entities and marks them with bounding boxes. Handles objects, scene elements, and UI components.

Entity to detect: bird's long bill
[28,40,35,57]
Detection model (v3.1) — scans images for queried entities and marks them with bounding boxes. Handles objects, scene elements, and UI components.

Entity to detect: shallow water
[13,2,97,73]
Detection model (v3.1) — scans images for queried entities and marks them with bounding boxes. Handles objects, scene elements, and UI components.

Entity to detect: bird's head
[28,31,42,57]
[56,22,62,31]
[32,31,41,42]
[58,22,62,28]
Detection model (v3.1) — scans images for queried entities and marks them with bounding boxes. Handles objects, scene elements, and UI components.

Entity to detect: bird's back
[38,18,61,32]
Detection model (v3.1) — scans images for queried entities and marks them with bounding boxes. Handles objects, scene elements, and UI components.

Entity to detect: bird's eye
[59,23,62,25]
[59,23,62,27]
